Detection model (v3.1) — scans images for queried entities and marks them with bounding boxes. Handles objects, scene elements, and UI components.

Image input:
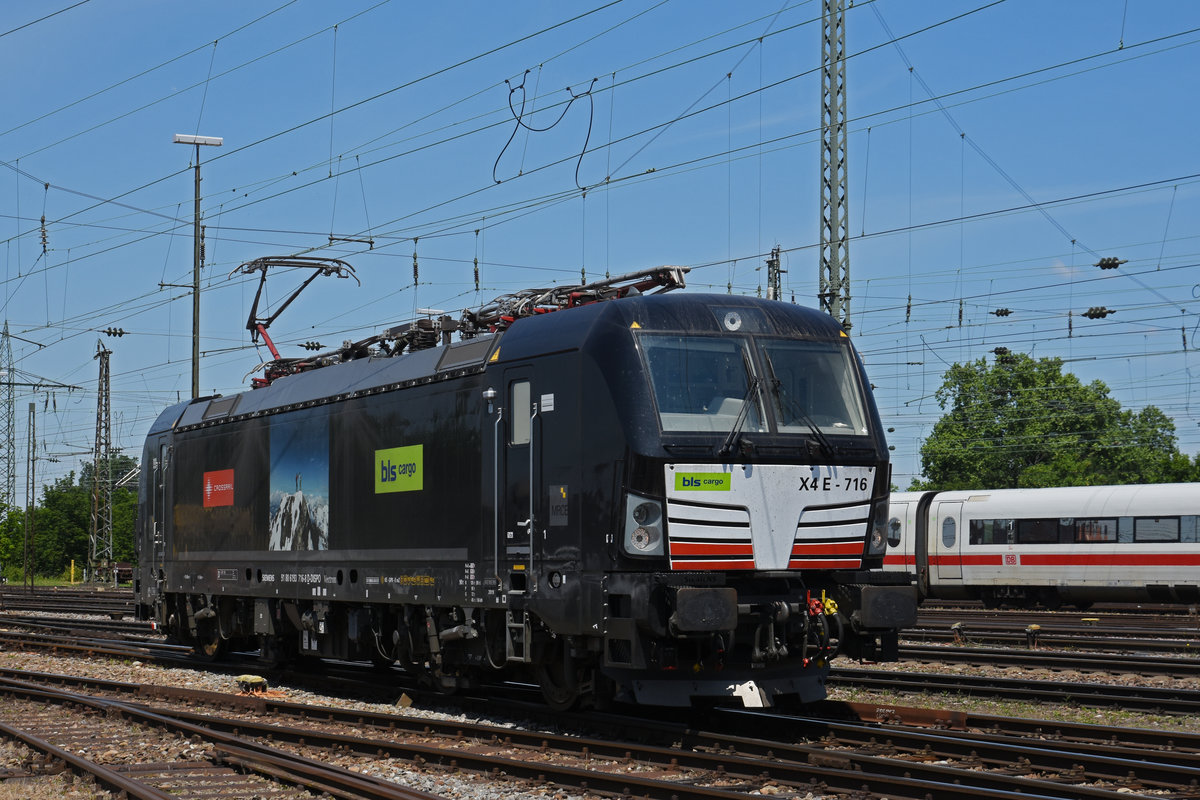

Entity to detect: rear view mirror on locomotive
[134,265,917,709]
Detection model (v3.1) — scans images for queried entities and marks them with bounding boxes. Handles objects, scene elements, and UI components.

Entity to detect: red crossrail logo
[203,469,235,508]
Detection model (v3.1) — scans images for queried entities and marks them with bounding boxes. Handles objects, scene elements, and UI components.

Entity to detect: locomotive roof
[494,291,847,361]
[150,293,848,434]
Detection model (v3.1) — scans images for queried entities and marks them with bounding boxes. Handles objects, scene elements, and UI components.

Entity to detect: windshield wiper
[762,352,837,459]
[718,375,760,459]
[771,378,837,458]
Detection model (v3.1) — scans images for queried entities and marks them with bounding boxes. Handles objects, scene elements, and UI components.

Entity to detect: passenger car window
[941,517,956,549]
[887,517,902,547]
[1135,517,1180,542]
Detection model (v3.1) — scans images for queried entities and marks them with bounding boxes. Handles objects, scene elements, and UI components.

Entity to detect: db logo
[1003,554,1017,566]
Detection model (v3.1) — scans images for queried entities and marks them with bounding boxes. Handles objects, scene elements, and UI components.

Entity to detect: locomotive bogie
[136,291,915,708]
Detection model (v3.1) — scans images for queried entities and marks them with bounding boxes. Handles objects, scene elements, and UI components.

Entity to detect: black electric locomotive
[135,266,916,709]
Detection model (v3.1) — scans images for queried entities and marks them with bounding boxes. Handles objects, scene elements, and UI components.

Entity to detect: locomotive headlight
[631,525,661,552]
[632,501,659,525]
[624,493,665,557]
[868,524,886,554]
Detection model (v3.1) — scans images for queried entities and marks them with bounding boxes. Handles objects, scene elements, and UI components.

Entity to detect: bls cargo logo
[375,445,423,493]
[674,472,731,491]
[203,469,235,508]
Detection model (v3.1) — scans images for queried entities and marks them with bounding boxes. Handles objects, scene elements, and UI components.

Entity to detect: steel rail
[897,643,1200,676]
[0,675,443,800]
[0,664,1179,800]
[832,666,1200,714]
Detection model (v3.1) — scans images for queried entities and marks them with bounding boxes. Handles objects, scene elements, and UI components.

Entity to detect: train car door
[502,370,539,592]
[933,501,963,580]
[150,439,171,600]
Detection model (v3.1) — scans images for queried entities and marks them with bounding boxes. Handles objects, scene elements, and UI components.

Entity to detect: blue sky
[1,0,1198,494]
[269,408,329,503]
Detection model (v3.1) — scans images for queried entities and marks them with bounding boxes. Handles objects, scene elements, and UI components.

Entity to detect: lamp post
[173,133,222,399]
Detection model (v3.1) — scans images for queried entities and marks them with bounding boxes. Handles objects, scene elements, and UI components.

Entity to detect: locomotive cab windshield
[640,333,869,441]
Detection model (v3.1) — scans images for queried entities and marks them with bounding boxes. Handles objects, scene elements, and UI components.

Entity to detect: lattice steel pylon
[819,0,851,330]
[765,245,784,301]
[23,402,34,590]
[90,340,113,582]
[1,322,14,517]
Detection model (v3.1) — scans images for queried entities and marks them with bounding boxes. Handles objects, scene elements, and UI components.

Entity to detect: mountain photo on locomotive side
[134,266,917,710]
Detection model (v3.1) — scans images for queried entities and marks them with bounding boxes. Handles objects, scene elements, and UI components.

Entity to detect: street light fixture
[173,133,223,399]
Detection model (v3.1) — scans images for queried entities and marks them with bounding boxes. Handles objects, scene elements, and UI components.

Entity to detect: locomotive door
[501,371,539,592]
[150,439,171,597]
[933,501,963,580]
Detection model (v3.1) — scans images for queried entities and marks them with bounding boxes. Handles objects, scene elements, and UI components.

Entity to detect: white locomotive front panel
[665,464,876,571]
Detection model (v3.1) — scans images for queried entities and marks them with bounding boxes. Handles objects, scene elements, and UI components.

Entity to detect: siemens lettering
[375,445,424,493]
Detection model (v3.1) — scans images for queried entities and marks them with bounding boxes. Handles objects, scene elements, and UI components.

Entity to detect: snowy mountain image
[268,407,331,551]
[268,489,330,551]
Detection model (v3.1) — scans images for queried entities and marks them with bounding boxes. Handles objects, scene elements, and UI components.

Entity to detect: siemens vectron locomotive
[135,266,916,709]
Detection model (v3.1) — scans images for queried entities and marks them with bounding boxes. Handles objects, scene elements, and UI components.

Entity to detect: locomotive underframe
[145,564,913,708]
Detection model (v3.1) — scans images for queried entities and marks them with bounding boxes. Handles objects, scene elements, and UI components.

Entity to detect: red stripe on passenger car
[930,554,1004,566]
[1017,553,1200,567]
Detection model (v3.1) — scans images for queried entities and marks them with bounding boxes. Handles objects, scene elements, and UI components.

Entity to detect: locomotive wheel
[534,638,582,711]
[370,633,397,670]
[416,666,459,695]
[192,617,226,661]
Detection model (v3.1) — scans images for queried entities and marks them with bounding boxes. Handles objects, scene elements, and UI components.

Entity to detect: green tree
[0,453,141,581]
[33,472,91,577]
[913,353,1196,490]
[0,505,24,581]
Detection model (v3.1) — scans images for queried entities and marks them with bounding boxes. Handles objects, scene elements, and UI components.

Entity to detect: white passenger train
[885,484,1200,610]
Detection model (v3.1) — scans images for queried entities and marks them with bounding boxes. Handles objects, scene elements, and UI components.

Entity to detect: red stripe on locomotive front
[669,559,756,570]
[788,558,863,569]
[668,541,755,557]
[790,541,864,556]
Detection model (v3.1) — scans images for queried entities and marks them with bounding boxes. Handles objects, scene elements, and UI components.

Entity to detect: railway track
[0,587,134,618]
[4,665,1198,799]
[831,665,1200,715]
[2,613,1197,719]
[0,675,442,800]
[0,611,153,637]
[897,641,1200,676]
[5,603,1200,796]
